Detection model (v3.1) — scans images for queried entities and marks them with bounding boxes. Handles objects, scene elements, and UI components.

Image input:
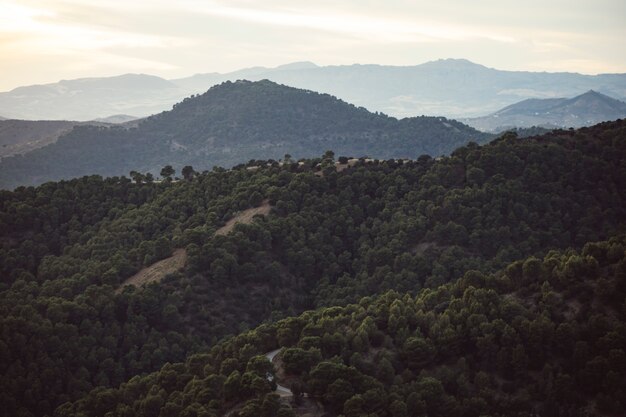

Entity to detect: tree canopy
[0,119,624,416]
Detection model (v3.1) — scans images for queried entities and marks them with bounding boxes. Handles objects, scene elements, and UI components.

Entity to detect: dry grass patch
[118,200,271,292]
[117,248,187,292]
[215,199,271,236]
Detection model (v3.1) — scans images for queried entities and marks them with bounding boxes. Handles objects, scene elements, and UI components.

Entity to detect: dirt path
[117,248,187,292]
[215,199,271,236]
[266,349,292,396]
[117,201,271,292]
[265,349,325,416]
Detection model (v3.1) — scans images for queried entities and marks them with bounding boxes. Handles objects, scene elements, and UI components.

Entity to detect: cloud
[0,2,182,50]
[177,1,516,44]
[0,0,624,90]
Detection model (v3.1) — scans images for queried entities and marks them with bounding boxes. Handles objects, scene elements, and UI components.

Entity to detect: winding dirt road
[265,349,292,396]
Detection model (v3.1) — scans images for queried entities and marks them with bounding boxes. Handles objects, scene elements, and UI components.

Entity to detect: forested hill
[0,120,624,417]
[63,234,626,417]
[0,80,488,190]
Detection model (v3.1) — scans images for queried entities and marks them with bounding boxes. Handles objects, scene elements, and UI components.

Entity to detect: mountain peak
[467,89,626,131]
[568,89,625,105]
[421,58,487,69]
[0,79,487,189]
[275,61,318,70]
[580,89,602,97]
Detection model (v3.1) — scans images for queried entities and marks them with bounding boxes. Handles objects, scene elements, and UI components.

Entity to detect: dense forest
[0,119,625,416]
[0,80,489,189]
[61,234,626,417]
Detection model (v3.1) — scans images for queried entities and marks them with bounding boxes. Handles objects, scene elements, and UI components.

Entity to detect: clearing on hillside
[215,199,272,236]
[117,248,187,292]
[118,201,271,291]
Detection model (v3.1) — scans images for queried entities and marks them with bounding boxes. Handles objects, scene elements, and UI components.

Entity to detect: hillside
[0,80,488,190]
[0,119,114,158]
[0,120,624,417]
[1,60,626,120]
[62,235,626,417]
[467,90,626,131]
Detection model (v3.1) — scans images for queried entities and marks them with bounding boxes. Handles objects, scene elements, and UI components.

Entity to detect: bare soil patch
[411,241,439,255]
[215,199,271,236]
[117,201,271,292]
[335,158,359,172]
[117,248,187,292]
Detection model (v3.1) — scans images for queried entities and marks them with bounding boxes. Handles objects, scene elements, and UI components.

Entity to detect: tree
[129,171,144,184]
[182,166,196,181]
[323,150,335,161]
[160,165,175,181]
[323,378,354,413]
[402,337,435,369]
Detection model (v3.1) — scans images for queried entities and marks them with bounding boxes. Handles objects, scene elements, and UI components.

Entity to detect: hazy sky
[1,0,625,91]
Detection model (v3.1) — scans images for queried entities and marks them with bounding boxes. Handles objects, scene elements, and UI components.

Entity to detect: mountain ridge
[466,90,626,131]
[0,119,119,158]
[2,59,625,120]
[0,80,488,189]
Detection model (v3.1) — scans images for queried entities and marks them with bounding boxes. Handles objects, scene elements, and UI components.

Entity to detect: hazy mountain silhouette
[1,59,625,120]
[465,90,626,131]
[92,114,140,124]
[0,74,180,121]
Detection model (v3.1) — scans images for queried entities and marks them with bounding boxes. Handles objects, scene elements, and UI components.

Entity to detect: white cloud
[0,0,624,90]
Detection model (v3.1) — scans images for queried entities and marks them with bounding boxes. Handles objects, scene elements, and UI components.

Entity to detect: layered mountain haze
[93,114,140,124]
[0,80,488,190]
[2,59,626,121]
[0,74,181,121]
[466,90,626,131]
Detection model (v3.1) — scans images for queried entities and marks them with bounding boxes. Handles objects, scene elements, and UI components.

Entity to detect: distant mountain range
[0,80,489,189]
[1,59,625,120]
[93,114,140,124]
[465,90,626,131]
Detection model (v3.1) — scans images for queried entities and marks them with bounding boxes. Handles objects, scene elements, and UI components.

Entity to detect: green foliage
[0,80,490,189]
[0,120,625,416]
[160,165,175,181]
[62,235,626,416]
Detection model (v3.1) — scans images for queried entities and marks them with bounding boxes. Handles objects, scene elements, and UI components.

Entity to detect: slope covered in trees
[0,120,624,416]
[0,119,84,157]
[0,80,489,189]
[61,234,626,417]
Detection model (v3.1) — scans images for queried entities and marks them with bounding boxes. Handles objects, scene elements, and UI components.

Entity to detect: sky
[1,0,625,91]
